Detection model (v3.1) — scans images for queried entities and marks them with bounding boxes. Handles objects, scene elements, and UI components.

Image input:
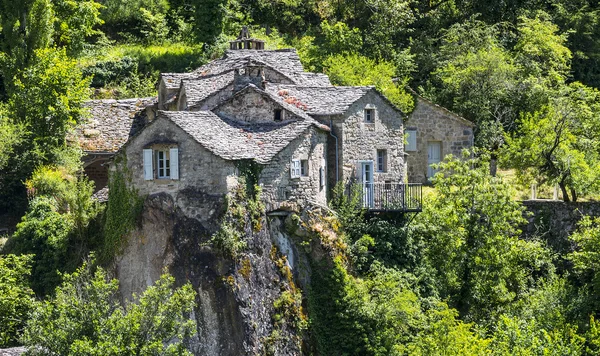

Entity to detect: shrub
[0,254,34,347]
[22,262,196,355]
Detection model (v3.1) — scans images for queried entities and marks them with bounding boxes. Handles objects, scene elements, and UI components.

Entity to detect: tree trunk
[570,188,578,202]
[559,182,570,202]
[489,155,497,177]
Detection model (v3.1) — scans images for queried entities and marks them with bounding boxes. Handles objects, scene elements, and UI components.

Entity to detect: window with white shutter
[170,147,179,180]
[290,159,301,178]
[143,149,153,180]
[405,129,417,151]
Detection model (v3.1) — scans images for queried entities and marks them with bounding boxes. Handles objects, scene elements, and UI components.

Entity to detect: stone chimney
[229,26,265,50]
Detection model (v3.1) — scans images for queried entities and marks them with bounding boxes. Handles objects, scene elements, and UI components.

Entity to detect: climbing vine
[102,160,144,262]
[210,176,265,258]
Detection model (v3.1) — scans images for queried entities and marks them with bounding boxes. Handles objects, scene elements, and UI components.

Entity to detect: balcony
[359,182,423,213]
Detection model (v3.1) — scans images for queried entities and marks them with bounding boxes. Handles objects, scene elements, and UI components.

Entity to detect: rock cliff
[114,190,313,355]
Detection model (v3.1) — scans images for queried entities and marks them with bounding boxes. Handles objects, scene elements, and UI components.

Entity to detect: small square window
[364,109,374,123]
[274,109,282,122]
[377,149,387,172]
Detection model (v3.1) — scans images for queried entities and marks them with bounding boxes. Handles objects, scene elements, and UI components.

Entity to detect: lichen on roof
[76,98,155,153]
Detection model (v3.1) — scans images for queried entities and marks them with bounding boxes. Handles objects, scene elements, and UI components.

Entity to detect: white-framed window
[364,108,374,123]
[290,159,308,178]
[157,150,171,178]
[405,129,417,151]
[290,159,301,178]
[377,149,387,172]
[143,147,179,180]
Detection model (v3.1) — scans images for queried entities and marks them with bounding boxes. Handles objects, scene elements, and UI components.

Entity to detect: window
[364,109,374,123]
[377,149,387,172]
[319,167,325,189]
[274,109,282,122]
[143,147,179,180]
[300,160,309,176]
[405,129,417,151]
[157,150,171,178]
[290,159,308,178]
[290,159,301,178]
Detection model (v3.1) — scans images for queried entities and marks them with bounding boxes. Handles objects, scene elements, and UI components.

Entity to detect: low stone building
[405,94,475,183]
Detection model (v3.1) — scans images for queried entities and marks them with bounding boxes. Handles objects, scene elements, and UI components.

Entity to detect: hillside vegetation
[1,0,600,354]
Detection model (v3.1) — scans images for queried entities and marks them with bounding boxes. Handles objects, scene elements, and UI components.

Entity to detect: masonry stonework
[405,97,474,183]
[332,91,405,185]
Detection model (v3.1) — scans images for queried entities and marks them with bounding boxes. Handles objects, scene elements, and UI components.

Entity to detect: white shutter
[143,149,153,180]
[290,160,300,178]
[406,130,417,151]
[170,147,179,180]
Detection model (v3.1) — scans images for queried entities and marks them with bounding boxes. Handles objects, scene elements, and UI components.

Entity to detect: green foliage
[0,254,34,347]
[11,197,74,295]
[569,217,600,315]
[52,0,104,56]
[0,48,90,211]
[102,167,143,262]
[211,179,264,258]
[192,0,227,45]
[99,0,170,43]
[503,83,600,202]
[324,53,414,113]
[413,153,554,322]
[22,262,196,355]
[83,56,139,88]
[0,0,53,84]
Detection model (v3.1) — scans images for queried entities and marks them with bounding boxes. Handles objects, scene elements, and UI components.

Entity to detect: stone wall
[216,90,298,124]
[521,200,600,256]
[260,126,328,211]
[335,91,405,185]
[120,117,238,225]
[405,97,474,184]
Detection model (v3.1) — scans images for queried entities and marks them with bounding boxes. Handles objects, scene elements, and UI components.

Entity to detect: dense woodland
[2,0,600,354]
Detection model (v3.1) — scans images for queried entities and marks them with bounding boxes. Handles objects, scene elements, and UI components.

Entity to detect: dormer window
[364,109,374,123]
[274,109,283,122]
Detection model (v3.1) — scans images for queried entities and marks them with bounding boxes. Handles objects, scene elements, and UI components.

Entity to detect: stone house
[404,94,475,184]
[78,31,447,212]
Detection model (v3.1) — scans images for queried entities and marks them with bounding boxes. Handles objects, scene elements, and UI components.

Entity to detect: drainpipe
[329,120,339,183]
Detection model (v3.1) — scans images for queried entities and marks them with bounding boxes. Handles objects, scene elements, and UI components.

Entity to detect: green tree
[22,263,196,355]
[192,0,227,45]
[52,0,104,56]
[10,197,73,295]
[0,0,53,97]
[413,153,554,322]
[503,83,600,202]
[324,53,414,113]
[0,254,35,347]
[0,48,90,211]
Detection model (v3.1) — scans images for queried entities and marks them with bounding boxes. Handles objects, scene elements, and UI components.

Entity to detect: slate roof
[215,84,324,126]
[182,71,235,108]
[267,85,372,115]
[77,98,155,153]
[161,111,321,164]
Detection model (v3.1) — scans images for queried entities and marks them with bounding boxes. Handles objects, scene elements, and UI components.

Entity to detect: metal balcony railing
[359,183,422,212]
